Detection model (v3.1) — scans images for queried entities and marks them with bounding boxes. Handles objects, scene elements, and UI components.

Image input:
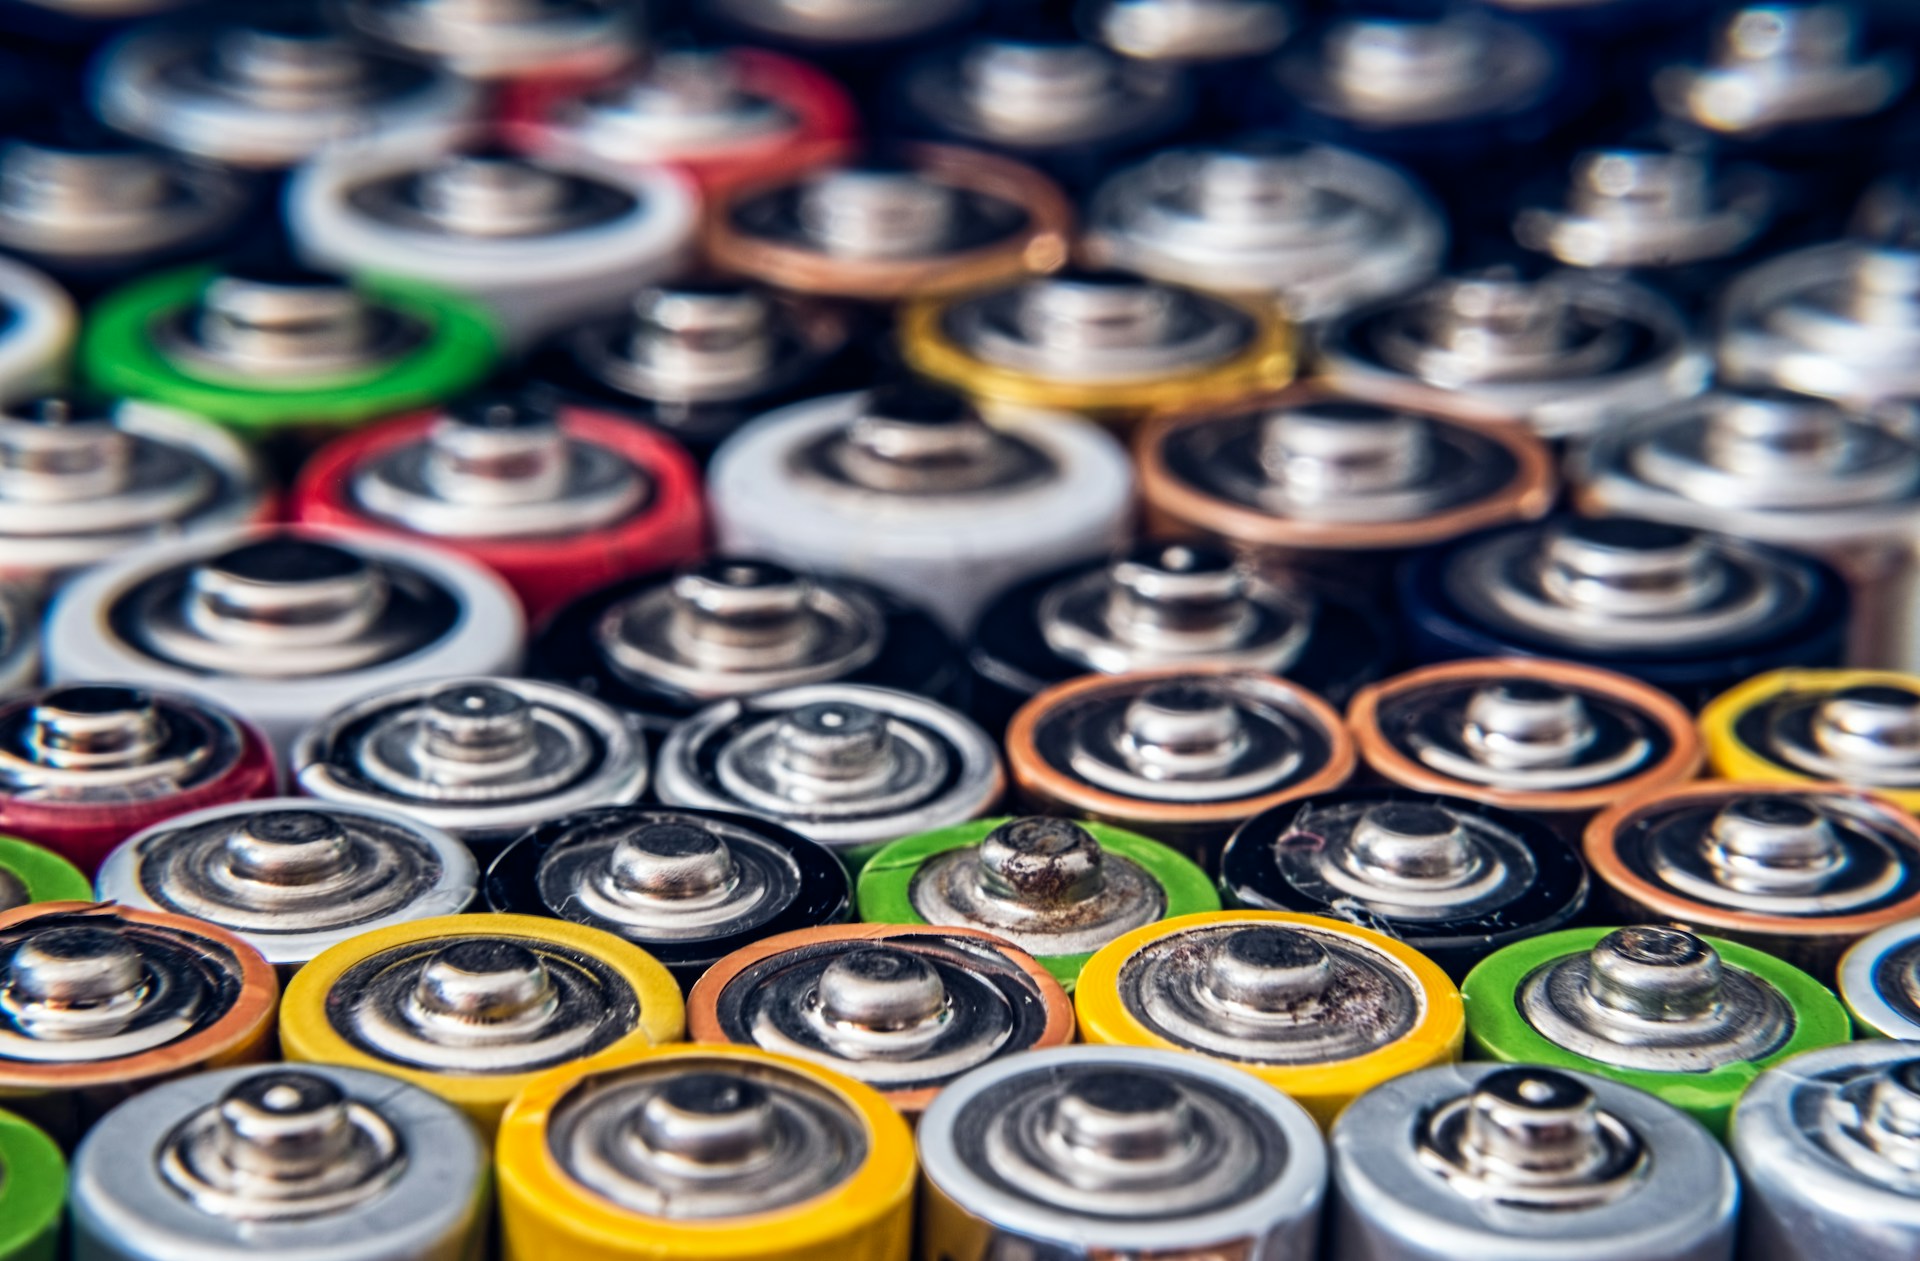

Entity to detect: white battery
[0,257,75,404]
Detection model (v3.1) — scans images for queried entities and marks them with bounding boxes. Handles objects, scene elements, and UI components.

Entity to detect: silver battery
[1733,1041,1920,1261]
[1840,918,1920,1038]
[1576,389,1920,667]
[903,37,1183,153]
[97,799,478,971]
[1720,682,1920,796]
[94,16,476,170]
[701,0,971,46]
[295,677,647,850]
[917,1045,1326,1261]
[0,395,265,588]
[1515,145,1774,273]
[1081,0,1291,64]
[534,50,803,168]
[656,683,1001,859]
[333,0,641,81]
[1329,1062,1736,1261]
[1318,268,1709,440]
[69,1064,488,1261]
[1086,140,1444,321]
[0,682,255,812]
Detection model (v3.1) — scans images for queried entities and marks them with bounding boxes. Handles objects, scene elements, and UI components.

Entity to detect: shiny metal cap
[0,683,246,803]
[1085,0,1291,62]
[703,0,971,44]
[1277,10,1554,127]
[906,38,1181,148]
[297,677,647,842]
[0,134,243,263]
[789,381,1056,498]
[1087,138,1443,320]
[1655,4,1908,135]
[1416,1066,1650,1208]
[157,263,429,387]
[99,800,477,967]
[908,818,1167,957]
[1516,146,1774,271]
[336,0,640,80]
[734,156,1039,266]
[543,1054,869,1219]
[1518,925,1794,1071]
[1114,918,1422,1063]
[657,684,1001,852]
[339,149,637,241]
[548,51,796,163]
[1737,1043,1920,1203]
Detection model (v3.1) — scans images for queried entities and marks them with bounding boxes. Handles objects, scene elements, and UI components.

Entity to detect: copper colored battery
[1349,658,1703,834]
[687,923,1074,1119]
[1584,781,1920,979]
[0,901,278,1148]
[705,143,1072,302]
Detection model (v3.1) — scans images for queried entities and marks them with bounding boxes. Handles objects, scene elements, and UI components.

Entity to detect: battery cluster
[0,0,1918,1260]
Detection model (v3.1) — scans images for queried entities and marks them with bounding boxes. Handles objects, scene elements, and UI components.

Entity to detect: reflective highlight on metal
[1840,918,1920,1039]
[1515,145,1774,273]
[0,257,75,406]
[1082,0,1292,63]
[336,0,641,81]
[1702,670,1920,810]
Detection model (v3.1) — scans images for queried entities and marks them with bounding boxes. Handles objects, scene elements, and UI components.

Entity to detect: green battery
[855,815,1218,990]
[0,1108,64,1261]
[1462,924,1850,1138]
[0,837,89,908]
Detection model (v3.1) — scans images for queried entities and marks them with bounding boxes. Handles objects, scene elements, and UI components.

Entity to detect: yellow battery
[496,1042,915,1261]
[1700,668,1920,811]
[280,913,684,1138]
[1074,910,1463,1128]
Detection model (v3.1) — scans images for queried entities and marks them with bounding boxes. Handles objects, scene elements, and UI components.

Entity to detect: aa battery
[0,1107,62,1261]
[1700,668,1920,811]
[1840,917,1920,1038]
[0,836,88,910]
[0,257,74,407]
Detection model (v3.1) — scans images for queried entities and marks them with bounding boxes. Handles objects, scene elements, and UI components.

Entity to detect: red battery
[291,395,709,626]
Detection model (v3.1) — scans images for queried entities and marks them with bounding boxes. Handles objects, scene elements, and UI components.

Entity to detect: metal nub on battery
[495,1044,915,1261]
[1460,924,1851,1135]
[1074,910,1465,1126]
[96,800,478,971]
[1702,669,1920,810]
[280,913,683,1137]
[901,36,1186,155]
[68,1064,487,1261]
[0,1107,62,1261]
[917,1045,1325,1261]
[1840,918,1920,1038]
[1584,781,1920,977]
[485,805,850,989]
[1348,658,1701,819]
[1219,790,1590,980]
[656,683,1003,869]
[336,0,641,81]
[1329,1063,1736,1261]
[1654,3,1907,137]
[1082,0,1291,63]
[688,924,1074,1117]
[1732,1042,1920,1261]
[1516,144,1774,273]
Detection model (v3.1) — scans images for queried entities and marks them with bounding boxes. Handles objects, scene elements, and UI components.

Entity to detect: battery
[45,527,526,763]
[1317,266,1709,442]
[1583,780,1920,978]
[289,139,697,351]
[1347,658,1702,827]
[900,268,1294,429]
[1839,917,1920,1038]
[484,805,852,991]
[67,1063,488,1261]
[333,0,641,84]
[653,683,1003,873]
[1397,516,1850,708]
[0,257,74,407]
[293,677,649,864]
[495,1043,914,1261]
[1006,667,1356,869]
[531,556,966,737]
[1218,789,1590,981]
[279,912,684,1137]
[917,1044,1325,1261]
[0,580,34,696]
[0,836,88,910]
[1700,668,1920,810]
[1073,909,1465,1127]
[1078,0,1292,68]
[1733,1041,1920,1261]
[1460,924,1851,1136]
[290,388,707,624]
[687,923,1074,1118]
[1328,1062,1736,1261]
[706,144,1074,304]
[0,394,268,591]
[966,540,1393,731]
[1084,135,1446,323]
[0,1107,61,1261]
[502,46,859,195]
[0,901,279,1147]
[93,10,477,172]
[1576,389,1920,668]
[708,379,1134,634]
[96,799,478,973]
[0,684,275,876]
[856,816,1218,990]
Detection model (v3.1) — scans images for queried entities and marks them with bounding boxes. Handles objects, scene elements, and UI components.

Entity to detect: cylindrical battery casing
[709,384,1134,635]
[918,1045,1326,1261]
[0,901,278,1147]
[1840,917,1920,1038]
[68,1064,489,1261]
[495,1043,915,1261]
[1461,924,1852,1136]
[0,1107,62,1261]
[857,816,1219,990]
[0,836,89,909]
[485,805,851,991]
[0,257,75,406]
[279,912,684,1137]
[1732,1041,1920,1261]
[291,397,707,625]
[688,923,1074,1118]
[1329,1062,1736,1261]
[46,527,526,764]
[1700,669,1920,812]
